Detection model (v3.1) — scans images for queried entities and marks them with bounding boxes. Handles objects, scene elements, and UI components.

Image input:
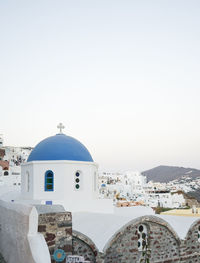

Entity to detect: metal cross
[57,123,65,133]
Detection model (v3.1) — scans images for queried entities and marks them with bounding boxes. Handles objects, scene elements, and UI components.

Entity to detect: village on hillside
[0,128,200,263]
[1,134,200,216]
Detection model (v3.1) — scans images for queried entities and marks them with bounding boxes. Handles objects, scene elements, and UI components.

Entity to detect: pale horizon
[0,0,200,171]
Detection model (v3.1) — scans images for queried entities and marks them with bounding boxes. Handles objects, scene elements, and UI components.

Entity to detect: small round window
[137,224,148,252]
[4,171,9,176]
[75,171,81,190]
[139,225,144,232]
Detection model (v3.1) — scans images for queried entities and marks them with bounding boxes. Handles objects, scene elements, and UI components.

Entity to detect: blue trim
[45,170,54,191]
[46,201,53,205]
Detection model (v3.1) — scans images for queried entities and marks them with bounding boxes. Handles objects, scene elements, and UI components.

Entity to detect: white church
[20,123,113,212]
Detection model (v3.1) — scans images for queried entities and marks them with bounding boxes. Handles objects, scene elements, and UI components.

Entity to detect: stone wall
[148,220,180,262]
[72,231,98,262]
[36,205,72,263]
[102,216,181,263]
[104,223,139,263]
[180,219,200,263]
[71,216,200,263]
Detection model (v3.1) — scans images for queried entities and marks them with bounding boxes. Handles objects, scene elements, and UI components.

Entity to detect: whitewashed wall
[21,160,104,212]
[0,200,51,263]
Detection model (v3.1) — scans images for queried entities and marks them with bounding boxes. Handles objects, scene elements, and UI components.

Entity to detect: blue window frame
[45,170,54,191]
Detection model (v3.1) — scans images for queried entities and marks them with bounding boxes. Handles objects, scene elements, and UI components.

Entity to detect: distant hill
[142,165,200,183]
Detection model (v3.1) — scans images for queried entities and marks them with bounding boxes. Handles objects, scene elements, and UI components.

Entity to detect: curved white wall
[0,200,51,263]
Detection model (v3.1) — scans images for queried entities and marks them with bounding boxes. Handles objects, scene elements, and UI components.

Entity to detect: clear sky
[0,0,200,172]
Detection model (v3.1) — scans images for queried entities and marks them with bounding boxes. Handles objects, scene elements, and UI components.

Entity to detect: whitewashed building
[20,124,113,213]
[0,134,32,188]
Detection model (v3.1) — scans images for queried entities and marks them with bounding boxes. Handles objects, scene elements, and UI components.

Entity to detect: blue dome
[27,134,93,162]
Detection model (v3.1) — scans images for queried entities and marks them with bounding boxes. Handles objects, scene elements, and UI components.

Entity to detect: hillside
[142,165,200,183]
[187,189,200,202]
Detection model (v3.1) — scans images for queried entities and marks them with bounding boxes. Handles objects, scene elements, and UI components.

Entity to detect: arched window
[26,171,30,192]
[93,171,97,191]
[45,170,54,191]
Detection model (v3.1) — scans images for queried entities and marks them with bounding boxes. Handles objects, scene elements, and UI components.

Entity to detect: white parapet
[0,200,51,263]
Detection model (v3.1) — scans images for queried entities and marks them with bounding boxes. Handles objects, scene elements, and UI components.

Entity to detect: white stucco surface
[72,206,200,252]
[21,160,113,213]
[0,186,21,200]
[72,206,155,252]
[21,160,98,201]
[158,214,198,240]
[28,233,51,263]
[0,200,51,263]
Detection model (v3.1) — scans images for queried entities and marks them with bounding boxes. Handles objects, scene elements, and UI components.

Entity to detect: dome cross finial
[57,123,65,133]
